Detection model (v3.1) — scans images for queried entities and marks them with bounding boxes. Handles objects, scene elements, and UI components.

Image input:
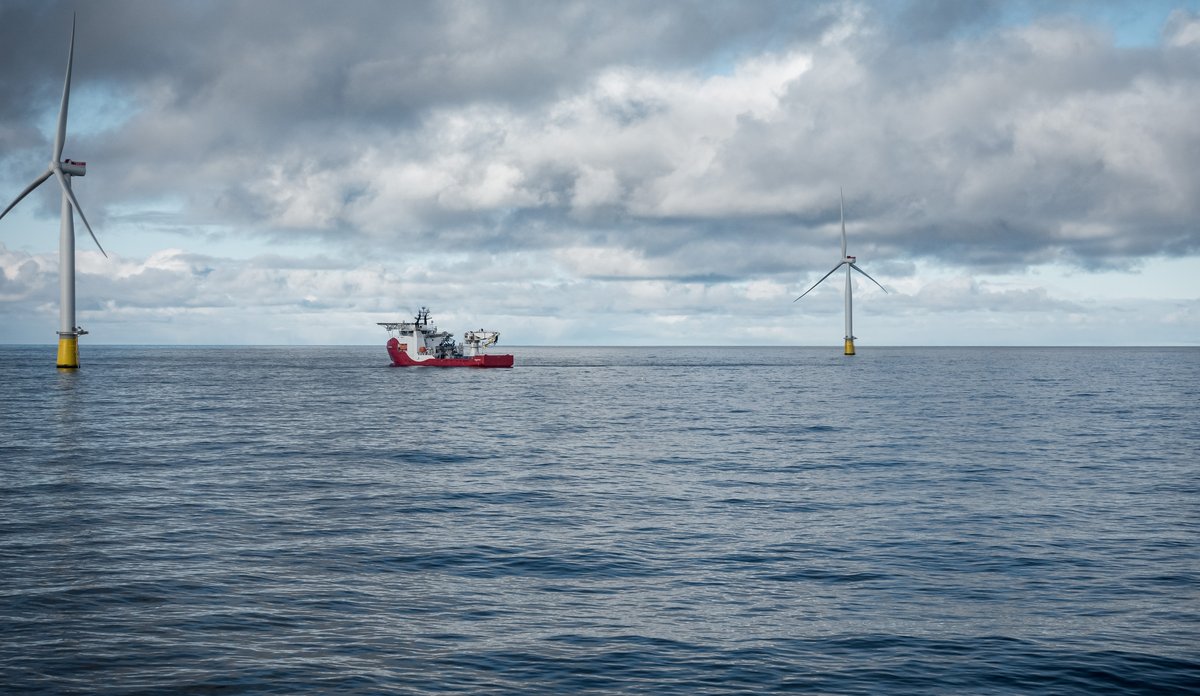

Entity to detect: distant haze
[1,0,1197,346]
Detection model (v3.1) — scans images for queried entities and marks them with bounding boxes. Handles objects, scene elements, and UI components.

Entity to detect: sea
[1,345,1197,694]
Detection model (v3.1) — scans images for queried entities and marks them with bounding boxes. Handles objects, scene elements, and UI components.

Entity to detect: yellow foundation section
[844,338,856,356]
[57,336,79,369]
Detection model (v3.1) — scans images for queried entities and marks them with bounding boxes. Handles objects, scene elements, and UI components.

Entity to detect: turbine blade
[793,262,846,302]
[53,14,77,163]
[839,187,846,259]
[52,167,107,258]
[849,263,887,293]
[0,169,54,222]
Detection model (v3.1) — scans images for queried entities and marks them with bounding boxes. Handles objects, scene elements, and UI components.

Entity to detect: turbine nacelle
[61,159,87,176]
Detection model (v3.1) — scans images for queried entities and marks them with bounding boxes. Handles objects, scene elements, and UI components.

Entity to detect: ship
[379,308,514,368]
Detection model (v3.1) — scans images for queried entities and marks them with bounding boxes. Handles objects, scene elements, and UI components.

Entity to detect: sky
[1,0,1198,346]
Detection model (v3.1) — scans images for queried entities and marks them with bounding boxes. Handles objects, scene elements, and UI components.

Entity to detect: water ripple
[2,346,1198,693]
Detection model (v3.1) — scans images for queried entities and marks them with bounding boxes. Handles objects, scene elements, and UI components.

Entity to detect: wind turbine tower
[794,189,887,355]
[0,15,107,368]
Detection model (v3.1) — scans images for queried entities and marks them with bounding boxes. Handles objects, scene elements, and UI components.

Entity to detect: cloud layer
[1,0,1197,344]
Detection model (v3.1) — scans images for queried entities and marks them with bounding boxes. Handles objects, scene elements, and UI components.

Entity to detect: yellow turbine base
[844,338,856,356]
[57,336,79,369]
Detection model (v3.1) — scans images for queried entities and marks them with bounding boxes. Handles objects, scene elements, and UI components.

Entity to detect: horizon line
[0,343,1196,349]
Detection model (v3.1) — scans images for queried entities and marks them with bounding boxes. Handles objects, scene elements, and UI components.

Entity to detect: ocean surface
[1,345,1197,694]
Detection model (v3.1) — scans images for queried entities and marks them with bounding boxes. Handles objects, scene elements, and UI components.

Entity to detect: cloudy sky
[1,0,1197,346]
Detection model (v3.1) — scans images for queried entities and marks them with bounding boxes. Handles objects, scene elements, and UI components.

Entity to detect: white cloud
[1165,9,1200,47]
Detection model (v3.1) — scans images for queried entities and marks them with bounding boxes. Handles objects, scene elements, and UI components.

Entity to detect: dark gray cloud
[891,0,1004,42]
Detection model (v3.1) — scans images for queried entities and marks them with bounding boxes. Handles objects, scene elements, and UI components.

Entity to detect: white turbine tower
[0,15,106,369]
[794,189,887,355]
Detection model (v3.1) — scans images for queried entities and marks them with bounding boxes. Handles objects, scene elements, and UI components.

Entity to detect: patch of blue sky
[38,82,138,142]
[1026,257,1200,300]
[994,0,1200,46]
[1082,0,1200,46]
[909,255,1200,302]
[106,224,328,261]
[98,194,336,260]
[687,1,1200,71]
[0,204,57,254]
[693,16,807,78]
[1,189,327,262]
[697,47,743,79]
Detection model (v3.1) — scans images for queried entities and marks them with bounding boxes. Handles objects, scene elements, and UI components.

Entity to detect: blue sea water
[1,345,1197,694]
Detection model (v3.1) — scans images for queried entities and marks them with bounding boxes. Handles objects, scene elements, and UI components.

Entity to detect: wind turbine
[0,15,106,369]
[794,189,886,355]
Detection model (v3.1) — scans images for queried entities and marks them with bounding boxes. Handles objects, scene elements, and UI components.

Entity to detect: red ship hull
[387,337,513,368]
